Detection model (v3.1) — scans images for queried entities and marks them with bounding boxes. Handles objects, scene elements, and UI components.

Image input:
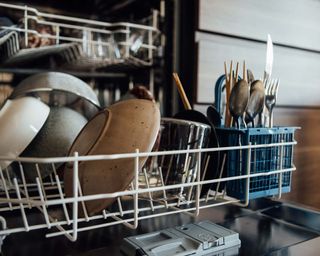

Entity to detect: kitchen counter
[3,198,320,256]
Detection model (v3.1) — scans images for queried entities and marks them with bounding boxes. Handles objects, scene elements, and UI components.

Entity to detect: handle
[214,74,241,119]
[173,73,192,110]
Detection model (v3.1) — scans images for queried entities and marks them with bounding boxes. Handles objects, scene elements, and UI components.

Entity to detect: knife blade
[264,34,273,81]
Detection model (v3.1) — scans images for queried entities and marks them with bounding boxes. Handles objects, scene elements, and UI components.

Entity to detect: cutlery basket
[216,126,298,200]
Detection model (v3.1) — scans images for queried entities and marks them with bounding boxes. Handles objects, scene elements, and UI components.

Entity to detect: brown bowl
[63,99,160,216]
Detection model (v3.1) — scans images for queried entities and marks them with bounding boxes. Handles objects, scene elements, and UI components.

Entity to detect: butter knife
[263,34,273,82]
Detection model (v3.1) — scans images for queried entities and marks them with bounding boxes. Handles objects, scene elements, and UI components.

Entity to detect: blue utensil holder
[216,126,298,200]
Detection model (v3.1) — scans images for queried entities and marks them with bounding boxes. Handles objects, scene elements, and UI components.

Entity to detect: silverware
[265,79,279,128]
[247,69,255,85]
[264,34,273,81]
[262,34,274,126]
[246,80,265,127]
[228,62,249,128]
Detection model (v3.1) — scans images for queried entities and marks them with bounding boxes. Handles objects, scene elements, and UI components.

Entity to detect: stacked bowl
[0,72,101,181]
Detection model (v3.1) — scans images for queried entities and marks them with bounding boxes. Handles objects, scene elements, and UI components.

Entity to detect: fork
[265,79,279,128]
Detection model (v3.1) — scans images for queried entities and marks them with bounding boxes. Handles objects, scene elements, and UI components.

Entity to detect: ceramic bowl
[0,85,13,108]
[0,97,50,169]
[10,72,101,119]
[21,106,87,181]
[64,99,160,216]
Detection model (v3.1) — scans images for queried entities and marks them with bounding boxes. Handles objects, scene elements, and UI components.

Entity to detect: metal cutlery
[246,80,265,127]
[228,62,249,128]
[265,79,279,128]
[264,34,273,81]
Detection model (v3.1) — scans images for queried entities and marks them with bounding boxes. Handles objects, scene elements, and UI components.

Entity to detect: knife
[263,34,273,82]
[262,34,273,127]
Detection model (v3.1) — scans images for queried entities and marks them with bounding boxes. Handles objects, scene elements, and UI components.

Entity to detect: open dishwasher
[1,2,320,256]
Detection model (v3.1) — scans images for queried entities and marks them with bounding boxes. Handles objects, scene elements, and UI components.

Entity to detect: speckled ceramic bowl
[64,99,160,216]
[21,106,87,181]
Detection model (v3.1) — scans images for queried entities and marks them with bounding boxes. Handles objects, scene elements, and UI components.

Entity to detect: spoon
[247,69,255,85]
[246,80,265,127]
[228,62,249,128]
[206,105,221,127]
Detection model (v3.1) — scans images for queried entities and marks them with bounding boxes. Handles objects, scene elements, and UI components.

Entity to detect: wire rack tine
[35,164,48,203]
[35,178,51,229]
[0,168,12,210]
[13,178,29,232]
[55,175,71,225]
[158,167,168,208]
[18,162,31,209]
[142,168,154,211]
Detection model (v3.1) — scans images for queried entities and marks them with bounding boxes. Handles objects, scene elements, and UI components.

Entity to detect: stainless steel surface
[3,199,320,256]
[157,118,211,200]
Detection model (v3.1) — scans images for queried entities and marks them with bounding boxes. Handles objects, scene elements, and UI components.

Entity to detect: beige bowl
[64,99,160,216]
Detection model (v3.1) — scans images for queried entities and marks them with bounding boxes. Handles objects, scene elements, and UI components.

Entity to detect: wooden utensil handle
[173,73,192,110]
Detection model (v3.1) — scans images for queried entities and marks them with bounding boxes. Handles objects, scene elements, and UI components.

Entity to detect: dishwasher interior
[0,2,302,255]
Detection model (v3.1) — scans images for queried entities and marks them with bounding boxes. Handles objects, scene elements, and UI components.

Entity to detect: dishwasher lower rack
[0,138,297,244]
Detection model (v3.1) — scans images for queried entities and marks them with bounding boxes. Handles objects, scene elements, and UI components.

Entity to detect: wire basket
[0,137,297,244]
[0,2,159,69]
[216,127,298,200]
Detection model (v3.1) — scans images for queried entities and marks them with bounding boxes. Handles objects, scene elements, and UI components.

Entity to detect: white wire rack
[0,2,159,68]
[0,139,297,245]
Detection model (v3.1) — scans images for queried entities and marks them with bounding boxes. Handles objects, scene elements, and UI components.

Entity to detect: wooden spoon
[172,73,210,125]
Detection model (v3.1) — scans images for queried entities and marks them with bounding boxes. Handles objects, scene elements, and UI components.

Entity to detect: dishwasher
[0,2,319,256]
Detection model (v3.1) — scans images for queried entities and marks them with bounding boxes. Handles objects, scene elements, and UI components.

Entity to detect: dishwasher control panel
[121,220,241,256]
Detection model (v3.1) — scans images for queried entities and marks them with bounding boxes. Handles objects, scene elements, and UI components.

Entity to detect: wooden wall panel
[274,108,320,209]
[196,33,320,106]
[198,0,320,52]
[196,0,320,210]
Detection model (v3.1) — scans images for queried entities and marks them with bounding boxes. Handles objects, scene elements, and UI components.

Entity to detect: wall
[195,0,320,209]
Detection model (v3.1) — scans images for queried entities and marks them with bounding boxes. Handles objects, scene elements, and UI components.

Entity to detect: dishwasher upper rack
[0,139,297,244]
[0,2,160,69]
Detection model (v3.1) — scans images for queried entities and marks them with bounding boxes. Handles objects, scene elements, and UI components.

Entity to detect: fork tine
[266,79,272,94]
[272,79,278,95]
[266,77,272,91]
[269,79,274,95]
[275,79,280,95]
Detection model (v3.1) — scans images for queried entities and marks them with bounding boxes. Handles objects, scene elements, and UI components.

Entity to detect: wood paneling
[196,32,320,106]
[195,0,320,210]
[274,108,320,209]
[198,0,320,52]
